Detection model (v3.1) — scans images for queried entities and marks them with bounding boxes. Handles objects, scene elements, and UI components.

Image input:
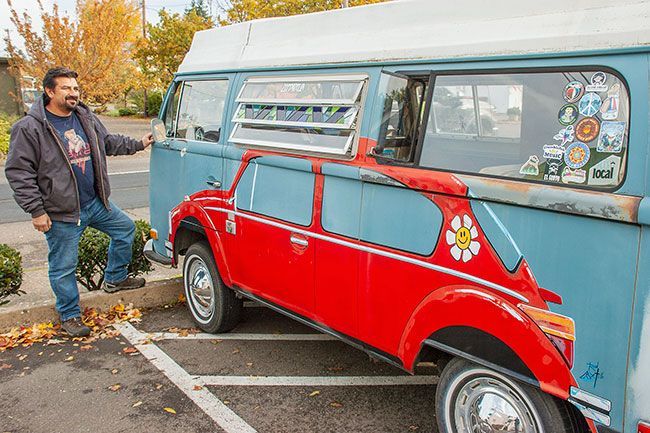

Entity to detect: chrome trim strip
[204,206,529,303]
[568,399,611,426]
[290,234,309,247]
[569,386,612,412]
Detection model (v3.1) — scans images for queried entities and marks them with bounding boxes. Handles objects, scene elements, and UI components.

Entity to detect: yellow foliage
[219,0,387,25]
[4,0,142,107]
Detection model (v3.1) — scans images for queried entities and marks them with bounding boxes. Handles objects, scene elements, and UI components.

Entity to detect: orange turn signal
[519,304,575,342]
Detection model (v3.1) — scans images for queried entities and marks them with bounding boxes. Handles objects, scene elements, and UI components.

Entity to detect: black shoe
[103,277,146,293]
[61,317,91,337]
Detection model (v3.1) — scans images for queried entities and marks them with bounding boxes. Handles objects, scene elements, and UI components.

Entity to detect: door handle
[290,234,309,247]
[206,178,222,188]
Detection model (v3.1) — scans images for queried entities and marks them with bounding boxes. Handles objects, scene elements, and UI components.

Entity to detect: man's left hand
[141,132,154,149]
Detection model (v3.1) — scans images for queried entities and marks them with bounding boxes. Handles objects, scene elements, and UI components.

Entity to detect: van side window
[375,73,428,163]
[176,80,229,142]
[229,75,366,156]
[419,70,629,189]
[164,84,181,137]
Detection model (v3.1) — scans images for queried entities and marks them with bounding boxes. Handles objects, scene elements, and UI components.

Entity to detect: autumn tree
[218,0,387,25]
[4,0,141,108]
[134,9,213,91]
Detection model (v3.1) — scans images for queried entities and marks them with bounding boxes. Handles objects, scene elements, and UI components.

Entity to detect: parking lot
[0,302,439,433]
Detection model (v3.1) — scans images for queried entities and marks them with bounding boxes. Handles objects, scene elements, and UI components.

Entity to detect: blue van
[145,1,650,432]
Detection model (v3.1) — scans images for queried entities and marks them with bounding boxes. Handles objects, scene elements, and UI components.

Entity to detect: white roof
[179,0,650,74]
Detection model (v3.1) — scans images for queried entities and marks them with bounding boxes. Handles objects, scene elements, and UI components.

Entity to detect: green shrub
[0,112,19,158]
[118,107,137,117]
[129,90,163,117]
[0,244,24,306]
[76,219,153,291]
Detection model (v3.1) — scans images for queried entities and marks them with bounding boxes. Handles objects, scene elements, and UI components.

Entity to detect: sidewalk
[0,207,183,331]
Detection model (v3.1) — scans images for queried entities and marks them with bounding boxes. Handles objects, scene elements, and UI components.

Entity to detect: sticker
[578,93,602,117]
[588,155,621,186]
[575,117,600,143]
[558,104,579,125]
[562,167,587,184]
[600,83,620,120]
[586,72,608,92]
[563,81,585,103]
[564,142,590,169]
[543,161,562,182]
[543,145,565,160]
[553,125,575,146]
[519,155,540,176]
[597,121,626,153]
[445,214,480,263]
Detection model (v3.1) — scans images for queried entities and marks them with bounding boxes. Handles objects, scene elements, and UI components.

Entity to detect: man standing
[5,67,154,337]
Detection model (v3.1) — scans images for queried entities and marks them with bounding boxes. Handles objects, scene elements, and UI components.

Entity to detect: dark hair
[43,67,78,91]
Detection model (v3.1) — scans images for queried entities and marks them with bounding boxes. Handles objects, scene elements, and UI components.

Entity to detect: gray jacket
[5,96,144,223]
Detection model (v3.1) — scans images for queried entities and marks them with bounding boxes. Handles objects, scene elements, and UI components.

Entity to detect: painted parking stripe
[115,322,257,433]
[149,332,336,341]
[199,375,438,387]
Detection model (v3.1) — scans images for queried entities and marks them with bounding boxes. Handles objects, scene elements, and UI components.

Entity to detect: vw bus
[144,0,650,431]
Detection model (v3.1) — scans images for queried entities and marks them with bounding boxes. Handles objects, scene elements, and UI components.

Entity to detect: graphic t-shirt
[45,110,96,207]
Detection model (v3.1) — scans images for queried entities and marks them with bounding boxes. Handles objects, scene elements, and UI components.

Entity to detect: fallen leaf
[408,426,419,431]
[80,345,93,351]
[64,356,74,362]
[155,384,163,390]
[122,347,138,354]
[38,352,43,356]
[330,401,343,408]
[111,369,119,375]
[18,355,27,361]
[163,407,176,414]
[193,385,203,391]
[132,401,143,407]
[232,348,240,354]
[178,293,187,303]
[178,329,189,337]
[327,366,344,372]
[308,391,320,397]
[246,362,253,367]
[223,400,230,404]
[108,384,121,392]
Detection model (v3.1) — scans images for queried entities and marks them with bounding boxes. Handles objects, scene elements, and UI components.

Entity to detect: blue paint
[486,202,640,430]
[360,183,442,256]
[322,175,362,238]
[469,200,522,272]
[235,158,315,227]
[321,162,360,180]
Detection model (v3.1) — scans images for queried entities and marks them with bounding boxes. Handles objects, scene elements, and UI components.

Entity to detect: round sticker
[579,93,602,117]
[575,117,601,142]
[558,104,579,126]
[591,72,607,87]
[563,81,585,103]
[564,142,591,169]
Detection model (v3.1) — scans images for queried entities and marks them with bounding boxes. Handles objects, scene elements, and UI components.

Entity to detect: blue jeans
[45,198,135,321]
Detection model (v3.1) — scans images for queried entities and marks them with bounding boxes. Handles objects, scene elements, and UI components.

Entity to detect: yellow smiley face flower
[445,214,481,263]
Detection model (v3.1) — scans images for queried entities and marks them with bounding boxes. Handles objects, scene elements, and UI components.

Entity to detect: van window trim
[229,73,369,158]
[173,77,231,144]
[374,65,631,193]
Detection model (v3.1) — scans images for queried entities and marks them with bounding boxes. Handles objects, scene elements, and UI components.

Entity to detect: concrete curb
[0,277,183,332]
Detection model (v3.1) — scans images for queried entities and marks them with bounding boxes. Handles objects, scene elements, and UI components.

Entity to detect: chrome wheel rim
[185,255,215,323]
[447,369,543,433]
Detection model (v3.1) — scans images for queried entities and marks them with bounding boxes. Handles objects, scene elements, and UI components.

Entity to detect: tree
[218,0,387,25]
[134,9,213,90]
[185,0,212,20]
[4,0,141,108]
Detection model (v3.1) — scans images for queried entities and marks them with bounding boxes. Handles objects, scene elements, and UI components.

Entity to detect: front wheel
[183,241,242,333]
[436,358,582,433]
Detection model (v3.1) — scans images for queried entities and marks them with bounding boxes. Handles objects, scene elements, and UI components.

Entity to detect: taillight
[639,422,650,433]
[519,304,575,368]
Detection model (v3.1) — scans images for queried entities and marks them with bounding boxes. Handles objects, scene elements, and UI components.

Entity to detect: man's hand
[141,132,154,149]
[32,213,52,233]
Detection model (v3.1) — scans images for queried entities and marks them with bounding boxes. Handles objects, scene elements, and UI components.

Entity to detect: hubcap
[452,376,541,433]
[187,257,215,320]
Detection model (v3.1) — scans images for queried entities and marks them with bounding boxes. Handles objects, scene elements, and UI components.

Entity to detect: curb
[0,277,183,332]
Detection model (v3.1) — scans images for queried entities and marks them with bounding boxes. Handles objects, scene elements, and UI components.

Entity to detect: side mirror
[151,118,168,145]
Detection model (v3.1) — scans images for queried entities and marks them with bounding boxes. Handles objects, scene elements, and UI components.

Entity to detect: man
[5,67,154,337]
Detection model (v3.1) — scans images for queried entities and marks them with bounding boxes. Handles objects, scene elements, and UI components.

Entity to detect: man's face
[45,77,80,113]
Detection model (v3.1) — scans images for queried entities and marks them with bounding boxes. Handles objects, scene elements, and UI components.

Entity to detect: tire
[435,357,583,433]
[183,241,242,333]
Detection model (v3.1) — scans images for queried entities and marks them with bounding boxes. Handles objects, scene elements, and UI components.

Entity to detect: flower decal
[445,214,480,262]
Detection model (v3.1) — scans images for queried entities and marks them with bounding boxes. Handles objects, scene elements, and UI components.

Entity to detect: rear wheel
[183,241,242,333]
[436,358,582,433]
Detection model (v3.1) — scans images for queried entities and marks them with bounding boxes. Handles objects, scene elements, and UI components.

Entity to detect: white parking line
[115,322,257,433]
[199,375,438,387]
[149,332,336,341]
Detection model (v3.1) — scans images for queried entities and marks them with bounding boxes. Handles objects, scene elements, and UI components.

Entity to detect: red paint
[639,422,650,433]
[168,136,581,415]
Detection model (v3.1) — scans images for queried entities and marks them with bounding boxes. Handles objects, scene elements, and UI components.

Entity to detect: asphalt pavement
[0,302,440,433]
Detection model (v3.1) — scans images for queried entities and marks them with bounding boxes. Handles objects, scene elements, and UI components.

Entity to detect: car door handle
[290,234,308,247]
[206,178,221,188]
